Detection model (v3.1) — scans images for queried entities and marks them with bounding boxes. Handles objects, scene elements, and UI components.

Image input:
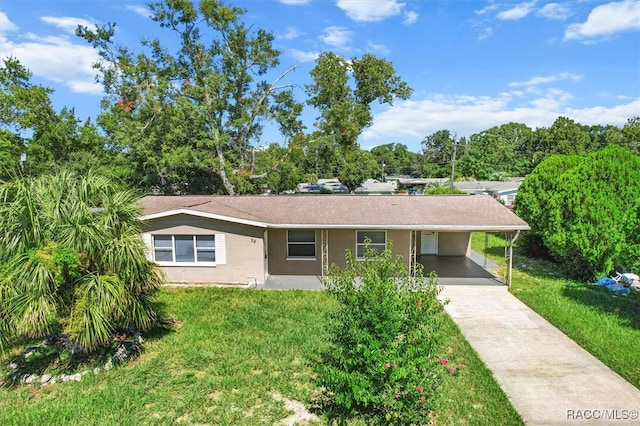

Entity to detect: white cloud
[279,27,303,41]
[320,26,353,51]
[536,3,571,20]
[475,2,499,15]
[367,41,390,55]
[479,27,493,40]
[361,90,638,148]
[1,31,102,95]
[40,16,96,34]
[288,48,319,63]
[403,11,418,25]
[125,5,151,18]
[497,1,538,20]
[336,0,405,22]
[0,12,18,32]
[509,72,583,87]
[564,0,640,41]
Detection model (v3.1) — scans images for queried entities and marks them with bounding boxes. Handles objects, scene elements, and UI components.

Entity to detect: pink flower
[448,366,455,375]
[439,357,449,365]
[420,396,426,402]
[457,364,465,370]
[385,363,391,369]
[416,385,424,393]
[394,392,400,399]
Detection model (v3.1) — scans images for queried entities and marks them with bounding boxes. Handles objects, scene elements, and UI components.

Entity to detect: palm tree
[0,169,163,352]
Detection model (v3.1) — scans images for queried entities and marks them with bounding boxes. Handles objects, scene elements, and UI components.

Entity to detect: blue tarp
[595,277,630,294]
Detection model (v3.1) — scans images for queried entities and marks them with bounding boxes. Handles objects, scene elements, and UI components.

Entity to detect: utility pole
[449,134,457,194]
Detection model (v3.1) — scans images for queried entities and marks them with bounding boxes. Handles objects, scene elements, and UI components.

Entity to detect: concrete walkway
[439,284,640,425]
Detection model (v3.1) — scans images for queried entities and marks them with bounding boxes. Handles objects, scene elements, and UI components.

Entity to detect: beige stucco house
[139,194,529,286]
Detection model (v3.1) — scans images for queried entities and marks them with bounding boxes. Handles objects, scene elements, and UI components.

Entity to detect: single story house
[453,179,524,207]
[139,194,529,286]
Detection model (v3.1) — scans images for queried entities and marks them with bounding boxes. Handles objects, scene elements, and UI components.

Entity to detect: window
[356,230,386,258]
[287,230,316,258]
[153,235,215,264]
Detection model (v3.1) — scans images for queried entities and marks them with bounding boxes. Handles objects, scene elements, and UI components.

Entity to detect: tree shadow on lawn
[561,283,640,330]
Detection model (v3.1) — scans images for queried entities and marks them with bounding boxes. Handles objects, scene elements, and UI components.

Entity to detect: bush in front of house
[313,242,449,424]
[0,169,164,356]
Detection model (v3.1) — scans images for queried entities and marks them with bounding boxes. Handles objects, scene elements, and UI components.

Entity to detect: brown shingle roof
[140,194,530,231]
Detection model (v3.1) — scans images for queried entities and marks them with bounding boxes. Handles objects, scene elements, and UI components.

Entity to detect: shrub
[516,145,640,279]
[313,242,449,424]
[0,169,163,354]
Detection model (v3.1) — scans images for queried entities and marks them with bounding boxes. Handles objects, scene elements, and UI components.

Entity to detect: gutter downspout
[507,230,521,289]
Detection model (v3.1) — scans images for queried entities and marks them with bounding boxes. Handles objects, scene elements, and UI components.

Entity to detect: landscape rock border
[4,331,143,387]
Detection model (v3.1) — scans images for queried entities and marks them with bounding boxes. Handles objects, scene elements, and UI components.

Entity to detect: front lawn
[472,232,640,389]
[1,288,523,425]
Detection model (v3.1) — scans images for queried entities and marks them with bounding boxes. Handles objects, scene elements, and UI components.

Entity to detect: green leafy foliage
[458,122,534,179]
[314,243,449,424]
[77,0,304,195]
[516,145,640,279]
[0,169,164,353]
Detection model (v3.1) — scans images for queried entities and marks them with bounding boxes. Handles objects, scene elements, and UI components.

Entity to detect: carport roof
[140,194,530,232]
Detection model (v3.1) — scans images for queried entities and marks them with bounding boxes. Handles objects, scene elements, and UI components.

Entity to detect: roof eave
[268,224,530,231]
[138,208,269,228]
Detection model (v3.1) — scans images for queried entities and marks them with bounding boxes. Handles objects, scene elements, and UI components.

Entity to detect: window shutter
[215,234,226,264]
[141,233,153,261]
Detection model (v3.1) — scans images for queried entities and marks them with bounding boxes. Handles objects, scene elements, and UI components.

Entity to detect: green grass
[1,288,523,425]
[472,232,640,390]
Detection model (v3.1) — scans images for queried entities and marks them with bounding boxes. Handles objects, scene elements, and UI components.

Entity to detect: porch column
[410,230,417,277]
[506,230,520,288]
[321,229,329,276]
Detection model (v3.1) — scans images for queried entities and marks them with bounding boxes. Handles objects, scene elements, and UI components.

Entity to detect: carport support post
[484,232,488,269]
[507,230,520,288]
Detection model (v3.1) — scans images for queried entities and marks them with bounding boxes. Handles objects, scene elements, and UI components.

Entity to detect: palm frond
[66,274,127,350]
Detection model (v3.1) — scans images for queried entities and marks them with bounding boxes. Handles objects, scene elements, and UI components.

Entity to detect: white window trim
[286,229,317,260]
[149,234,226,266]
[355,230,387,260]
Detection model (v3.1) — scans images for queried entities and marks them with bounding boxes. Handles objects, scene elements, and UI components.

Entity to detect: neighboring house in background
[453,179,524,206]
[354,178,397,194]
[139,195,529,286]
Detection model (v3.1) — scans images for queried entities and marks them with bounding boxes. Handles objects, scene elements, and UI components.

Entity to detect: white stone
[41,374,51,384]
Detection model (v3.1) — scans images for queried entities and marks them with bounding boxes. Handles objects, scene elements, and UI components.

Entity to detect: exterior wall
[267,229,323,275]
[437,232,471,256]
[142,214,473,282]
[496,190,518,206]
[266,229,412,275]
[142,214,265,285]
[327,229,411,269]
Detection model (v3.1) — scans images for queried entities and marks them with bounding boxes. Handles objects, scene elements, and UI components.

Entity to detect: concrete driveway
[440,284,640,425]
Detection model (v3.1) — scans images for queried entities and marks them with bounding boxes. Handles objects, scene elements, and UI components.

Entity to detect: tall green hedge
[516,145,640,279]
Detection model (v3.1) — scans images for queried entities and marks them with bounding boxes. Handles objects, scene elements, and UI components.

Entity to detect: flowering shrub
[312,242,451,424]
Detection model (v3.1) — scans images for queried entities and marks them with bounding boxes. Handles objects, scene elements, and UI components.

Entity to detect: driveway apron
[439,284,640,425]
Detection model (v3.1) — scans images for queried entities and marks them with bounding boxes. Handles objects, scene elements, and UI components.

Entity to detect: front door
[420,231,438,255]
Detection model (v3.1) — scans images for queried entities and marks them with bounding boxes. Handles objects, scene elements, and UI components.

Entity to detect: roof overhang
[139,208,269,228]
[269,224,530,231]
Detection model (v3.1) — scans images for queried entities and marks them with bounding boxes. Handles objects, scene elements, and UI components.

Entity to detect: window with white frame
[287,230,316,258]
[153,235,216,263]
[356,230,386,259]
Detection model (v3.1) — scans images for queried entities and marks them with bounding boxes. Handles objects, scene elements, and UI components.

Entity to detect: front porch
[262,252,504,289]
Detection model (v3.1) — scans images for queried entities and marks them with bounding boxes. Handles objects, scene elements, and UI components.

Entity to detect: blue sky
[1,0,639,152]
